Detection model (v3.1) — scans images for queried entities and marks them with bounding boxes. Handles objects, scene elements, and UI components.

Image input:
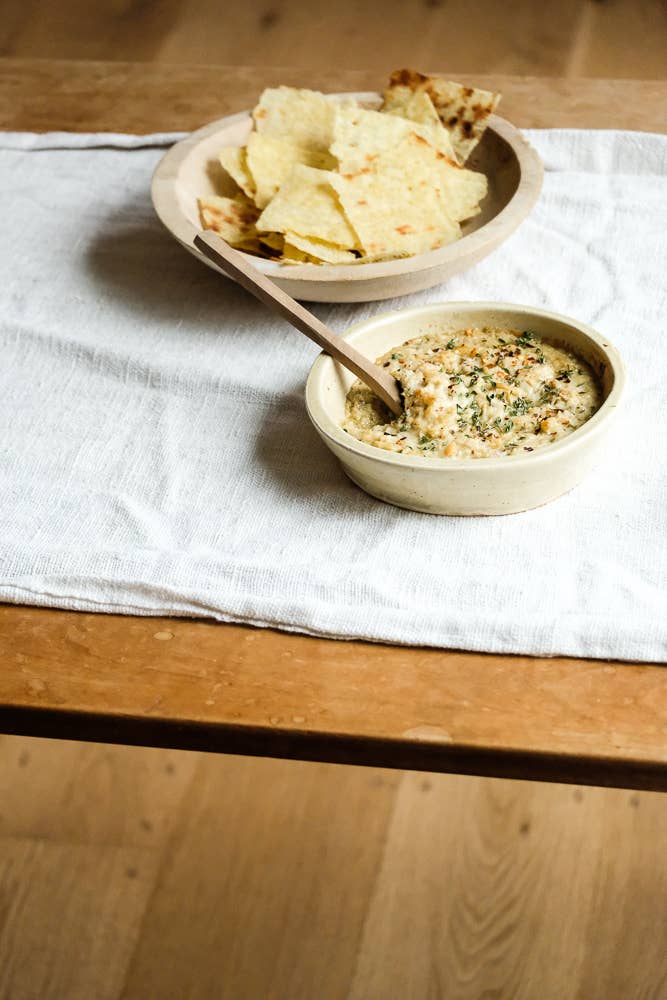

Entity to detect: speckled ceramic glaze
[305,302,625,515]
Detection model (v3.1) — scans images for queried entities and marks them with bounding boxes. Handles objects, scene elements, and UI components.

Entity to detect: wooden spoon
[194,231,403,416]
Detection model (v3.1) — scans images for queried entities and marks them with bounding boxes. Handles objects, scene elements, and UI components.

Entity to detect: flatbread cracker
[256,165,360,249]
[198,194,260,247]
[434,156,488,222]
[258,231,285,252]
[384,70,500,163]
[330,131,461,257]
[282,243,312,263]
[331,105,420,175]
[252,86,341,153]
[285,232,357,264]
[382,90,457,160]
[218,147,255,199]
[201,71,498,266]
[351,250,411,264]
[332,105,485,228]
[245,133,335,209]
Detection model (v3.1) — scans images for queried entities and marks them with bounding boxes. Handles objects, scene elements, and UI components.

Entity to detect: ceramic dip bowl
[305,302,625,515]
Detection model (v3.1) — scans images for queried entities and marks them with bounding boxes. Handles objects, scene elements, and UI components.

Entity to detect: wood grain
[0,62,666,793]
[153,0,586,77]
[120,753,399,999]
[1,606,666,791]
[1,54,667,1000]
[2,0,665,80]
[566,0,667,79]
[3,735,666,999]
[349,773,667,999]
[0,834,159,999]
[2,60,667,135]
[0,733,199,847]
[0,0,183,62]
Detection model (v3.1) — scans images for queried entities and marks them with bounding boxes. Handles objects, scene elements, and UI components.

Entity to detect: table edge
[3,702,666,792]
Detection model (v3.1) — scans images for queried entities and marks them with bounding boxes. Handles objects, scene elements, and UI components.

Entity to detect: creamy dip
[343,327,602,459]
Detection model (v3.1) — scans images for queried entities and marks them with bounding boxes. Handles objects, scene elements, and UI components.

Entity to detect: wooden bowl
[306,302,625,515]
[151,94,543,304]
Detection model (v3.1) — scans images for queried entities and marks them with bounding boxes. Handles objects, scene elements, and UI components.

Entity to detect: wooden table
[1,60,665,792]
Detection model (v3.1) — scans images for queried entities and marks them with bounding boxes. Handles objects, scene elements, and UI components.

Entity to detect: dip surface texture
[343,327,602,459]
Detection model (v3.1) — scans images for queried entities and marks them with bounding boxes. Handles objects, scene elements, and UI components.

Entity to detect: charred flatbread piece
[331,105,484,242]
[384,70,500,163]
[201,72,498,265]
[198,194,260,248]
[330,119,461,257]
[381,89,457,160]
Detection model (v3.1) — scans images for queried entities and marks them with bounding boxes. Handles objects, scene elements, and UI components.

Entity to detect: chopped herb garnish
[509,397,530,416]
[343,326,599,462]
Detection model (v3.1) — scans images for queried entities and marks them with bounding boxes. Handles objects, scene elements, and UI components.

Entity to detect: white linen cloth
[1,129,665,662]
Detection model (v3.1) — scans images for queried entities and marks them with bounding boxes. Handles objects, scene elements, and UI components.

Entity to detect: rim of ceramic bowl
[305,301,625,471]
[151,95,544,283]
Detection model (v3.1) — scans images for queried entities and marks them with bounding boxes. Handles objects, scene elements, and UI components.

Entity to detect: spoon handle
[194,231,403,415]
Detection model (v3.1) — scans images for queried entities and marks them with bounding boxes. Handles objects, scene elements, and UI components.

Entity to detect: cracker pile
[198,69,500,266]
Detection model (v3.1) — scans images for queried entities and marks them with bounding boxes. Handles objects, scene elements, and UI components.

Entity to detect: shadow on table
[253,390,376,511]
[83,212,262,325]
[84,208,377,511]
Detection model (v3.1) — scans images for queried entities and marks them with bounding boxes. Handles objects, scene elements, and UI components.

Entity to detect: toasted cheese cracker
[256,165,360,249]
[385,70,500,163]
[198,194,260,246]
[218,147,255,199]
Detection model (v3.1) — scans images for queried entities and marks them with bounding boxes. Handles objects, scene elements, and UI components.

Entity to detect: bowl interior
[177,115,251,227]
[308,303,620,443]
[173,95,521,266]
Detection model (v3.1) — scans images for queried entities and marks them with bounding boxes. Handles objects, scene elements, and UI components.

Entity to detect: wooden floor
[2,2,667,997]
[0,0,666,78]
[0,735,666,999]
